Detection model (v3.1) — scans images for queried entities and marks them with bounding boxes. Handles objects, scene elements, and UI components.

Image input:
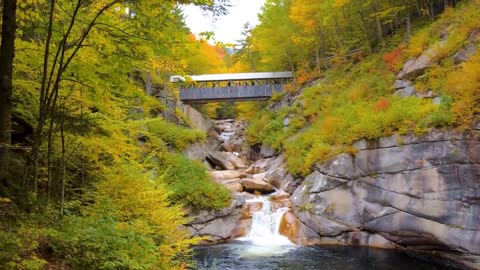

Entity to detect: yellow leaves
[406,27,431,57]
[0,197,12,203]
[333,0,351,8]
[348,82,368,102]
[446,53,480,128]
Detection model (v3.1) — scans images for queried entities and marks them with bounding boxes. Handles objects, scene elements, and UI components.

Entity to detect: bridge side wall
[179,85,284,102]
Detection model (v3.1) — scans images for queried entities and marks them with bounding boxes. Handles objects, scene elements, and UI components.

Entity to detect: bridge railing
[179,84,283,102]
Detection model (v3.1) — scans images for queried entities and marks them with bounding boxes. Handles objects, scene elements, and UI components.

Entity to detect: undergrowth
[247,1,479,176]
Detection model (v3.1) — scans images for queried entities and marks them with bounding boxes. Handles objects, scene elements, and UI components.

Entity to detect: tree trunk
[404,0,412,43]
[59,110,65,217]
[0,0,17,181]
[372,0,385,48]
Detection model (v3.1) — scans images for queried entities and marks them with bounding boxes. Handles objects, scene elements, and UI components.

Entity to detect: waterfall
[239,195,295,256]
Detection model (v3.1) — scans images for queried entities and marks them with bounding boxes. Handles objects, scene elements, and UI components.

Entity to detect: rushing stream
[193,120,458,270]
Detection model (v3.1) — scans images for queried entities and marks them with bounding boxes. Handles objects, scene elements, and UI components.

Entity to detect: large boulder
[224,152,247,169]
[397,42,444,80]
[221,179,243,192]
[393,86,416,97]
[264,167,289,189]
[241,178,275,194]
[291,130,480,269]
[260,144,276,158]
[187,193,246,242]
[207,151,235,170]
[393,79,413,89]
[209,170,246,180]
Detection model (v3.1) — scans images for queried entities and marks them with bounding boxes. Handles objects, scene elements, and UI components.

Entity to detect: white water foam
[239,195,295,257]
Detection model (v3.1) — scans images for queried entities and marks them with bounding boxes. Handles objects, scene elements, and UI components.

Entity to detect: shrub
[0,228,46,270]
[158,154,230,210]
[146,119,205,150]
[373,98,391,113]
[49,164,200,270]
[383,47,404,71]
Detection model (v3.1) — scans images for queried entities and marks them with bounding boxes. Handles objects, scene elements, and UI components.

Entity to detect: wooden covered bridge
[170,72,293,103]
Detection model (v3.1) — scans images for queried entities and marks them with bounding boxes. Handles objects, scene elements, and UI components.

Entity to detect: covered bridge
[171,71,293,103]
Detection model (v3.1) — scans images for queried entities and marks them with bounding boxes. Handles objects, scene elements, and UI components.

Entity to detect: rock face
[290,130,480,269]
[180,104,213,132]
[187,193,248,242]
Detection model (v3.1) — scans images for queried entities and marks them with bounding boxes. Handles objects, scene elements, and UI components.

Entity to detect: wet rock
[188,193,246,242]
[241,178,275,194]
[334,231,397,249]
[270,192,293,211]
[279,210,300,243]
[231,201,263,238]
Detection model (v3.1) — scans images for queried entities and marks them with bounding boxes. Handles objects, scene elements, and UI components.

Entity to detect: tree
[0,0,17,181]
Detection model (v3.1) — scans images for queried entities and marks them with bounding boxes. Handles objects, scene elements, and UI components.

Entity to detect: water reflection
[194,242,458,270]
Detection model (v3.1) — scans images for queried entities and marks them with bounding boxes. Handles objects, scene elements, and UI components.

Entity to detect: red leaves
[373,98,391,112]
[383,47,404,71]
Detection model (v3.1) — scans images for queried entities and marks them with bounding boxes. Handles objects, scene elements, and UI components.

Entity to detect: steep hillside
[248,0,479,176]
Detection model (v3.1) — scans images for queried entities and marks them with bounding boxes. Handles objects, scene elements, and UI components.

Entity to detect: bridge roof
[170,71,293,83]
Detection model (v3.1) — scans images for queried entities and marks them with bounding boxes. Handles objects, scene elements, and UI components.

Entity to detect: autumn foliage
[373,98,392,112]
[383,48,404,71]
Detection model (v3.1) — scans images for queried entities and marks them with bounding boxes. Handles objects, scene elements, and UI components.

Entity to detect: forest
[0,0,479,269]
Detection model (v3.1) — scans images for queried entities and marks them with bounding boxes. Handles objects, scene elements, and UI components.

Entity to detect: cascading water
[239,195,295,257]
[215,119,295,256]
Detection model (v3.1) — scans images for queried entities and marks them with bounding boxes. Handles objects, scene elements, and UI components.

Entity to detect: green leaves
[158,153,230,210]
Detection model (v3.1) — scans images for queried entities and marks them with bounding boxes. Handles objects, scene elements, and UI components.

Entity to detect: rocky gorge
[183,107,480,269]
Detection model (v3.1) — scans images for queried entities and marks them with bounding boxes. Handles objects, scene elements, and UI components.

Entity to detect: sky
[182,0,266,45]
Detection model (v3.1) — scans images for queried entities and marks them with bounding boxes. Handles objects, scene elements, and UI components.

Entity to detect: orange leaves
[383,47,404,71]
[296,67,320,85]
[373,98,391,113]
